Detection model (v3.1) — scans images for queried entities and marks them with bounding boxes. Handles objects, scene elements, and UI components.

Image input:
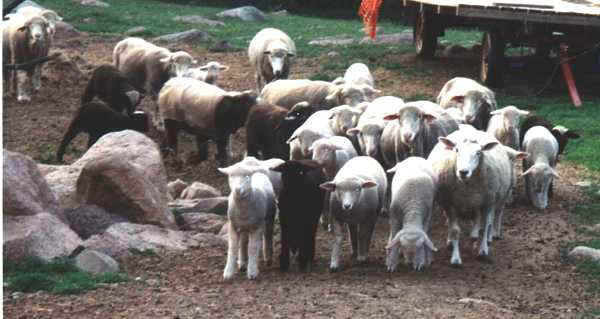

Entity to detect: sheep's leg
[238,232,249,272]
[329,219,345,272]
[348,223,358,260]
[279,218,290,271]
[493,205,504,240]
[302,221,319,272]
[194,135,209,162]
[16,70,31,102]
[215,135,230,165]
[448,211,462,265]
[162,120,179,156]
[263,212,274,266]
[357,217,377,263]
[320,192,332,232]
[247,226,264,280]
[478,207,495,258]
[223,224,240,281]
[386,215,402,272]
[255,74,262,93]
[33,65,42,91]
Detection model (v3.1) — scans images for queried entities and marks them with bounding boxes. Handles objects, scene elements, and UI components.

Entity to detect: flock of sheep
[3,8,582,281]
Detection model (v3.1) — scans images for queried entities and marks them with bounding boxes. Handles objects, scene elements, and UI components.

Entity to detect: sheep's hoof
[238,265,247,273]
[329,267,339,273]
[386,266,396,273]
[223,273,235,282]
[247,272,258,280]
[450,258,462,267]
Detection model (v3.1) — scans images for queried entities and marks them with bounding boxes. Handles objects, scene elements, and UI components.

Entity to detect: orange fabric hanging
[359,0,384,39]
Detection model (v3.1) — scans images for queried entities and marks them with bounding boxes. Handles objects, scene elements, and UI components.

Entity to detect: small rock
[569,246,600,263]
[180,182,221,200]
[146,279,159,286]
[125,26,146,35]
[360,32,413,44]
[209,40,237,52]
[179,213,226,233]
[575,181,592,187]
[216,6,267,22]
[327,51,340,57]
[153,29,211,43]
[309,36,355,46]
[53,21,80,39]
[82,17,96,23]
[173,15,225,27]
[167,179,189,200]
[169,197,228,215]
[75,249,120,274]
[11,292,23,299]
[272,9,288,16]
[78,0,110,8]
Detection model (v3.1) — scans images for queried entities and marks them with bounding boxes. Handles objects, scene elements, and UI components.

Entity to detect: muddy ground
[3,34,599,318]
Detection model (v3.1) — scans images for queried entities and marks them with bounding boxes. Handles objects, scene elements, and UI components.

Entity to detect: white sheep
[333,62,375,89]
[9,6,62,39]
[521,126,560,209]
[260,79,380,110]
[437,77,497,130]
[238,156,285,197]
[320,156,387,271]
[486,105,530,150]
[248,28,296,92]
[428,128,525,265]
[218,161,277,280]
[386,157,438,272]
[183,61,229,85]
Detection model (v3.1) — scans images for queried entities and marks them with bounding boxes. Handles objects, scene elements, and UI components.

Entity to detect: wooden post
[559,44,582,108]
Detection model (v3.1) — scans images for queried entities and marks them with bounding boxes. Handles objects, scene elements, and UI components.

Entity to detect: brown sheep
[82,64,141,115]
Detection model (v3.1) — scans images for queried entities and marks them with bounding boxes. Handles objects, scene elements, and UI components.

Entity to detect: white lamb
[219,161,277,280]
[486,105,530,150]
[183,61,229,85]
[521,126,560,209]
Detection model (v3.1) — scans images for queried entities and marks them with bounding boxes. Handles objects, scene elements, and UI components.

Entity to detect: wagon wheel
[414,10,437,59]
[480,31,505,87]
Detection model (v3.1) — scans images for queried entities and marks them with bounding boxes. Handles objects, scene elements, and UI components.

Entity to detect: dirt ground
[3,34,599,318]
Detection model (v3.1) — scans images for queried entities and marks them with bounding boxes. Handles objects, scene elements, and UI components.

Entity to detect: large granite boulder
[64,204,128,240]
[75,249,120,274]
[167,179,189,200]
[180,182,222,200]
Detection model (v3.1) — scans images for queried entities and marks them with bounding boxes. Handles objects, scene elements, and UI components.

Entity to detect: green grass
[4,257,128,295]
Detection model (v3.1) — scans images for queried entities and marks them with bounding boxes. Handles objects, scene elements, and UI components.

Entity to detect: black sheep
[519,115,580,155]
[270,159,326,272]
[245,101,313,160]
[56,101,149,162]
[81,64,141,115]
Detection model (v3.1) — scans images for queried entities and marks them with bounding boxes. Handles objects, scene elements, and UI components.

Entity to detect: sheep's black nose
[459,170,468,178]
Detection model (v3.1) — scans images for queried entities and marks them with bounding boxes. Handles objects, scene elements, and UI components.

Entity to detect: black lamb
[520,115,580,155]
[81,64,142,115]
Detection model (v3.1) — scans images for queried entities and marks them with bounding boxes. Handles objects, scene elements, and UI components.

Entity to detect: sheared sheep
[248,28,296,92]
[486,105,530,150]
[428,128,525,265]
[157,77,256,164]
[437,77,497,130]
[183,61,229,85]
[260,79,379,110]
[386,157,438,272]
[113,37,197,99]
[521,126,560,209]
[219,161,277,280]
[245,101,313,160]
[320,156,387,272]
[81,64,141,115]
[382,101,458,158]
[56,101,148,162]
[519,115,580,155]
[271,160,327,271]
[3,15,49,102]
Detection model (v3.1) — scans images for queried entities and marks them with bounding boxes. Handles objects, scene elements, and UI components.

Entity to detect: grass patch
[4,257,128,295]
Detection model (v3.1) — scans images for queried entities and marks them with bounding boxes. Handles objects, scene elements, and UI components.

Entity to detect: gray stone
[216,6,267,22]
[209,40,237,52]
[327,51,340,57]
[82,222,223,258]
[79,0,110,8]
[180,182,222,200]
[64,204,127,240]
[173,15,225,27]
[272,9,288,16]
[4,213,83,261]
[309,36,355,46]
[169,197,228,215]
[75,249,119,274]
[167,179,189,200]
[153,29,211,43]
[3,150,61,217]
[125,26,146,35]
[569,246,600,263]
[360,31,413,44]
[179,213,226,233]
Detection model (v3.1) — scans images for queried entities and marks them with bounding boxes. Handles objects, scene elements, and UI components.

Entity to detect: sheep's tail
[56,113,82,162]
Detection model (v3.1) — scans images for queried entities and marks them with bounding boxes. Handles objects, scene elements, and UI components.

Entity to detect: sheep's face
[311,141,335,167]
[552,125,580,155]
[219,165,255,199]
[440,137,498,181]
[18,17,48,49]
[491,106,529,133]
[386,228,437,271]
[41,10,61,35]
[264,46,293,79]
[296,130,322,158]
[162,51,196,77]
[199,61,229,83]
[320,177,377,212]
[326,85,377,108]
[522,164,558,209]
[347,122,383,158]
[461,90,489,125]
[271,160,321,186]
[328,106,360,135]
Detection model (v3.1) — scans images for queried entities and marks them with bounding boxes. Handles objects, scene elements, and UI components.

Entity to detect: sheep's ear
[286,135,298,144]
[17,25,28,32]
[451,95,464,103]
[361,180,377,188]
[125,90,140,106]
[383,114,399,121]
[319,181,336,191]
[217,167,233,175]
[363,85,380,95]
[489,109,502,115]
[269,162,286,173]
[159,56,171,64]
[482,141,498,151]
[263,51,271,55]
[551,168,561,179]
[328,109,339,119]
[351,109,363,116]
[346,128,360,136]
[325,86,343,104]
[286,52,295,57]
[290,101,311,113]
[199,65,209,71]
[518,110,530,116]
[566,131,580,139]
[332,77,345,85]
[386,164,398,174]
[301,160,323,170]
[438,137,455,150]
[219,65,229,71]
[515,152,529,161]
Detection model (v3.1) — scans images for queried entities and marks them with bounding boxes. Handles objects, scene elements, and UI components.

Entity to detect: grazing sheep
[56,102,148,162]
[245,101,313,160]
[386,157,438,272]
[219,162,277,280]
[113,37,197,99]
[183,61,229,85]
[248,28,296,92]
[437,77,497,130]
[382,101,459,158]
[519,115,580,155]
[260,79,379,110]
[157,77,256,164]
[271,160,327,271]
[486,105,530,150]
[428,128,524,265]
[320,156,387,272]
[3,15,49,102]
[81,64,141,115]
[521,126,560,209]
[346,96,404,161]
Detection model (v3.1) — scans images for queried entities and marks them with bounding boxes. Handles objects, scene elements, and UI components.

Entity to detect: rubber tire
[414,10,437,59]
[480,31,506,87]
